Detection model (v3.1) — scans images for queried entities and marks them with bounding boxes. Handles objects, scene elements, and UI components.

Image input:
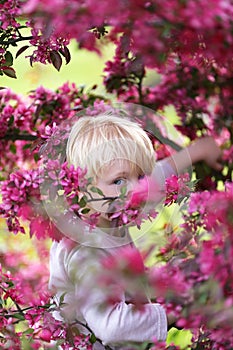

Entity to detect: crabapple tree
[1,0,233,349]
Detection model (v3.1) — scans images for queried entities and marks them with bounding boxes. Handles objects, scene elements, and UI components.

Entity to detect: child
[49,113,222,349]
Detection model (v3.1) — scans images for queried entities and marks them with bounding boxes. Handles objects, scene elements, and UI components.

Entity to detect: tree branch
[1,133,37,141]
[0,36,34,46]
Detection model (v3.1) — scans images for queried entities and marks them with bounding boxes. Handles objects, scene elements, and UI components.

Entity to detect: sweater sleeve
[49,239,82,322]
[49,240,167,346]
[143,159,176,208]
[69,245,168,346]
[81,297,167,345]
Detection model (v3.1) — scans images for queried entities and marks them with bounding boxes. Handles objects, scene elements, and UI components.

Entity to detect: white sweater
[49,160,174,349]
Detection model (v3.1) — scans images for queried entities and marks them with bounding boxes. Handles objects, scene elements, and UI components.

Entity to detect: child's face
[91,159,145,227]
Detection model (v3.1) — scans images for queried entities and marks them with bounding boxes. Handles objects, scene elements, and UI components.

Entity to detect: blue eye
[113,178,125,185]
[138,174,145,180]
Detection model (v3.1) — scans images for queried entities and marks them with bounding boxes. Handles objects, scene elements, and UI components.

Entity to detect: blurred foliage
[0,40,114,95]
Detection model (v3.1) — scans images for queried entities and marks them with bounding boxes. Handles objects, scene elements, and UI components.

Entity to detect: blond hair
[66,113,155,179]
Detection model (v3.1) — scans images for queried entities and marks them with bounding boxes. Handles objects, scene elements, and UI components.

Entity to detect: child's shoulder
[51,237,77,253]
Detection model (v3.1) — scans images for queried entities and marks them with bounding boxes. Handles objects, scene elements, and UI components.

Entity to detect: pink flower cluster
[157,184,233,347]
[187,182,233,233]
[165,173,192,206]
[20,0,233,67]
[0,83,104,178]
[2,0,232,81]
[0,0,20,30]
[99,246,151,309]
[27,25,70,66]
[104,35,145,95]
[0,169,41,233]
[0,155,99,237]
[0,0,233,149]
[108,197,158,229]
[0,245,93,349]
[45,159,89,212]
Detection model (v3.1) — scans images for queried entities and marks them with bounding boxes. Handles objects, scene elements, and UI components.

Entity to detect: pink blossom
[149,264,189,298]
[102,246,145,275]
[165,173,191,206]
[128,176,161,208]
[39,329,52,342]
[188,191,211,215]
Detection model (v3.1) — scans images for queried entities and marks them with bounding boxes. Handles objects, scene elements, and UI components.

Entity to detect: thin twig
[1,133,37,141]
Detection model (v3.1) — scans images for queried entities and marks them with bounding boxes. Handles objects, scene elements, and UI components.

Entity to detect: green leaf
[2,66,17,79]
[79,196,87,208]
[120,186,127,196]
[199,292,208,305]
[71,195,79,203]
[50,50,62,71]
[34,153,39,162]
[4,51,13,66]
[90,333,96,344]
[23,328,34,335]
[6,280,14,288]
[29,56,33,67]
[59,46,71,65]
[81,208,90,214]
[59,292,66,305]
[10,144,16,154]
[12,313,25,321]
[23,143,32,150]
[90,186,104,196]
[8,115,14,126]
[15,45,30,59]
